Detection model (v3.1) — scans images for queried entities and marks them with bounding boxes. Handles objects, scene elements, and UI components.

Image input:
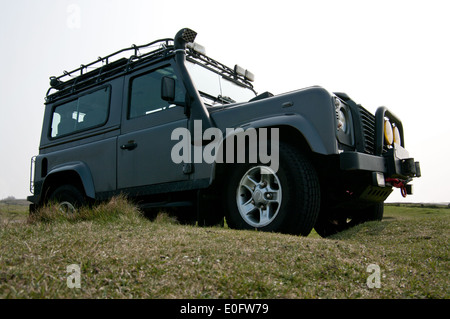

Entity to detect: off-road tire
[224,142,320,236]
[48,184,87,216]
[314,203,384,237]
[360,202,384,222]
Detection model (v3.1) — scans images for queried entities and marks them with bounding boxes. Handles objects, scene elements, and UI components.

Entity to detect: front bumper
[339,144,420,201]
[340,144,421,180]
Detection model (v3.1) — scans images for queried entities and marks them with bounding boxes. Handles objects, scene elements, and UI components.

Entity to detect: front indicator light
[384,119,393,145]
[393,124,401,146]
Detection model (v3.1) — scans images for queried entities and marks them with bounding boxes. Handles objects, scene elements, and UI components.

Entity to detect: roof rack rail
[46,38,174,101]
[186,51,254,92]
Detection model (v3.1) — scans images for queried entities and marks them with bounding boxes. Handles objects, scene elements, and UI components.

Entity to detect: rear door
[42,80,122,195]
[117,64,189,190]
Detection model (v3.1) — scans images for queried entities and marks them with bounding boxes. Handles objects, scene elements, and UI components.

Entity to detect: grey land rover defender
[28,28,421,237]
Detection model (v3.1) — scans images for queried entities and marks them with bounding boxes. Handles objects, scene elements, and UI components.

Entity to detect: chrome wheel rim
[236,166,282,227]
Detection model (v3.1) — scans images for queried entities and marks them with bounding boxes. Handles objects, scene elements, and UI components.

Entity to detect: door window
[128,66,184,119]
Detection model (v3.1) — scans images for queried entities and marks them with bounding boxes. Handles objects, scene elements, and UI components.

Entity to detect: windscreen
[186,61,256,106]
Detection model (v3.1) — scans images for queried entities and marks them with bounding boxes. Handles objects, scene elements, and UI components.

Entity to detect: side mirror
[161,76,176,102]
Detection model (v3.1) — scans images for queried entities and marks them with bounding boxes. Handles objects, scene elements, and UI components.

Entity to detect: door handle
[120,141,138,150]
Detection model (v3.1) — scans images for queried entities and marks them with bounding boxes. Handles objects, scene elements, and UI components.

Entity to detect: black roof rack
[46,36,256,103]
[46,38,174,102]
[186,50,255,93]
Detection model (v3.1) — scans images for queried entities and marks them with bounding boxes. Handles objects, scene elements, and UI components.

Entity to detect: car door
[117,64,189,190]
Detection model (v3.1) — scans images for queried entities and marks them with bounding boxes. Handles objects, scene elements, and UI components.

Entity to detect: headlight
[334,97,348,132]
[393,124,401,145]
[384,118,394,145]
[334,96,354,147]
[337,108,348,133]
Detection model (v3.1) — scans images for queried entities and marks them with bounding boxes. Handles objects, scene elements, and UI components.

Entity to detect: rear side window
[50,86,111,138]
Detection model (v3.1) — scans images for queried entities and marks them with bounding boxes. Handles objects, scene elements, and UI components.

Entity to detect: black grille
[358,106,376,154]
[357,105,388,155]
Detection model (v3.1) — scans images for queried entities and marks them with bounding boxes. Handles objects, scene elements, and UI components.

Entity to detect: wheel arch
[41,161,95,203]
[211,121,319,186]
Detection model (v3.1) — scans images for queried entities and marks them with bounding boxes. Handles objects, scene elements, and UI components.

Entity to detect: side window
[128,66,184,119]
[51,86,111,138]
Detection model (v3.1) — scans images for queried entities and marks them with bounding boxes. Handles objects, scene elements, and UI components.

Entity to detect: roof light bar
[234,65,245,77]
[245,70,255,82]
[234,65,255,82]
[187,42,206,55]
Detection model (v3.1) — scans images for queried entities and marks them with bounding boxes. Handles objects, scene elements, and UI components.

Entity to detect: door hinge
[183,163,194,174]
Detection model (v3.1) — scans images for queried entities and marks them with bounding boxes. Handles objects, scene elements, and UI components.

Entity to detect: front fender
[209,114,337,183]
[43,161,96,200]
[213,114,335,160]
[244,114,335,155]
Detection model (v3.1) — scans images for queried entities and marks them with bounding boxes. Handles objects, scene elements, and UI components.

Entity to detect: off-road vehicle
[28,28,421,237]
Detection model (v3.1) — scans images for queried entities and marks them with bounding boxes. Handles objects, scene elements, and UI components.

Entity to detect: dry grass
[0,198,448,299]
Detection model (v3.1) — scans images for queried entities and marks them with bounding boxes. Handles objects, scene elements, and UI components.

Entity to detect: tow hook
[385,177,409,198]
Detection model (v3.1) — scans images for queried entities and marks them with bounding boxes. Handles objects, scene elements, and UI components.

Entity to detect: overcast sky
[0,0,449,203]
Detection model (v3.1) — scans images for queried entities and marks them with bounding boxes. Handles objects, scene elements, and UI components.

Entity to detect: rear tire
[224,143,320,236]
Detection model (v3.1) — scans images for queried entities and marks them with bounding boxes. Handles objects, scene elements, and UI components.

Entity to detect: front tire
[314,203,384,237]
[224,143,320,236]
[48,184,87,216]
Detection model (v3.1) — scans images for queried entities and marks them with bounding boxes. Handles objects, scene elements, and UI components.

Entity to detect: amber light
[393,124,401,146]
[384,119,393,145]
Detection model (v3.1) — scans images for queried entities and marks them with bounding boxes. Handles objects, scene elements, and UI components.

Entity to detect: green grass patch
[0,199,448,299]
[0,199,29,224]
[27,195,144,225]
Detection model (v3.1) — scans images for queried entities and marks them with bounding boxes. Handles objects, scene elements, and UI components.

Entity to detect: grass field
[0,198,448,299]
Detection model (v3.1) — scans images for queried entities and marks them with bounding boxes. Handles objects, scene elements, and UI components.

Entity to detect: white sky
[0,0,449,203]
